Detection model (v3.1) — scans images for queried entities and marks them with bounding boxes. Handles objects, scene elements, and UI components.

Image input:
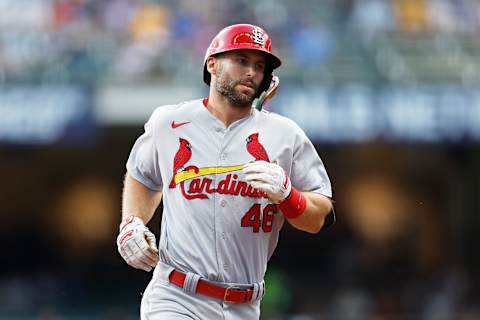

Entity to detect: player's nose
[244,62,258,78]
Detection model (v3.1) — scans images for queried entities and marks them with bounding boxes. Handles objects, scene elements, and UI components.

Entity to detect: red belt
[169,270,254,303]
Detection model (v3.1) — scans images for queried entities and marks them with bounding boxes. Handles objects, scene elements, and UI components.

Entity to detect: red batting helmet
[203,24,282,95]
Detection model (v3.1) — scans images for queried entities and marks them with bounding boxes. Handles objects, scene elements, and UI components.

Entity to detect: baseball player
[117,24,335,319]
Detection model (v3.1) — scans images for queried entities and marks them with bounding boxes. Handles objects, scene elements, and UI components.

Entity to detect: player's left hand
[243,160,291,204]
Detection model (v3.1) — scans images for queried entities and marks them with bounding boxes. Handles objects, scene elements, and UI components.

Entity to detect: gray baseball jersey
[126,98,332,319]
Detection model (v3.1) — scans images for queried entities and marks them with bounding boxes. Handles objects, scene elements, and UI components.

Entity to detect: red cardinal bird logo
[246,133,270,162]
[169,138,192,188]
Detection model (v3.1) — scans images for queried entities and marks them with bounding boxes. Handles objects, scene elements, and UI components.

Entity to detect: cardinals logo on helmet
[251,27,266,47]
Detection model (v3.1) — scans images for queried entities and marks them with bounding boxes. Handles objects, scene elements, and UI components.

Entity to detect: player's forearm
[286,192,332,234]
[122,173,163,224]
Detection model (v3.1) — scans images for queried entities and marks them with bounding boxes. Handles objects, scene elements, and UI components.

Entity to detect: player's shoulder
[148,99,203,124]
[254,109,303,133]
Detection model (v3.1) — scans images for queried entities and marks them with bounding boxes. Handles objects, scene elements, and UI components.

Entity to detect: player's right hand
[116,215,159,272]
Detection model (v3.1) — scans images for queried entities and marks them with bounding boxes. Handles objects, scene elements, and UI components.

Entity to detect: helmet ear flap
[258,68,273,98]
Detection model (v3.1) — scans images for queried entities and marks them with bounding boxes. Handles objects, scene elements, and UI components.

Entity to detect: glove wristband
[278,187,307,219]
[119,215,143,232]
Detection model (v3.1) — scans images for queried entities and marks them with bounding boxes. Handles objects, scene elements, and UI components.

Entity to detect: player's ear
[206,56,217,76]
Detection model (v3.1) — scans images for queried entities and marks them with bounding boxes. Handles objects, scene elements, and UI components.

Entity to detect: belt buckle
[224,286,243,303]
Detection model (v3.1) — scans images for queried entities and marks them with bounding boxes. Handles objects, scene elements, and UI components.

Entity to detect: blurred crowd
[2,0,480,84]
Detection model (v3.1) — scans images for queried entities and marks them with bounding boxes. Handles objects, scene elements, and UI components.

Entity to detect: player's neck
[206,92,252,128]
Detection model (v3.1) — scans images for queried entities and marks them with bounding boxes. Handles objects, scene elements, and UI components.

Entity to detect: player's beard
[215,64,259,109]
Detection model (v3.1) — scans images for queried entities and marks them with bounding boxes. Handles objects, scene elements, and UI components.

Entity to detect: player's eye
[236,57,248,66]
[255,63,265,72]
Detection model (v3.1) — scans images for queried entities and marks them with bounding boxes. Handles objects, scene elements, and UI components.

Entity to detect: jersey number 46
[241,204,277,233]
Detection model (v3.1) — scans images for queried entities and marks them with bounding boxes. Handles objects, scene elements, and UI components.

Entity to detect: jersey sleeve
[126,110,163,191]
[290,128,332,198]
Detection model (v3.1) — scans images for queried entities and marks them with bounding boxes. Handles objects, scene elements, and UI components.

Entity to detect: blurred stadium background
[1,0,480,319]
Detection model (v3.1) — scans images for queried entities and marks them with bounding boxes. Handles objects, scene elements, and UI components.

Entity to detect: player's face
[214,50,266,108]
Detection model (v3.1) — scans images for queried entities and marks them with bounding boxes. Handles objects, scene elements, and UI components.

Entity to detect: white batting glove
[116,216,159,272]
[243,161,292,204]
